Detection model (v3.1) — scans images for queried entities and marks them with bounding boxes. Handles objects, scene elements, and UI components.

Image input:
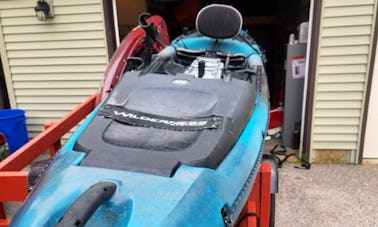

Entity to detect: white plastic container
[298,22,309,43]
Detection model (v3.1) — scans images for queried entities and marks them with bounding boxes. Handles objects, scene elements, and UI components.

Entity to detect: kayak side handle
[56,182,117,227]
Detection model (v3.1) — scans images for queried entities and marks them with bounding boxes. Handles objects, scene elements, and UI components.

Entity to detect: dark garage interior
[115,0,310,107]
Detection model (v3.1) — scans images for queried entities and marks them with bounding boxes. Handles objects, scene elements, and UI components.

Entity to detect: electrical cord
[270,144,311,169]
[235,212,259,227]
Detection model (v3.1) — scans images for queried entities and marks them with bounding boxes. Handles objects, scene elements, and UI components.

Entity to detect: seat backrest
[196,4,242,39]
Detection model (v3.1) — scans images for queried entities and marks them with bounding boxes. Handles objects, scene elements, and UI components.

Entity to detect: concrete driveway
[276,163,378,227]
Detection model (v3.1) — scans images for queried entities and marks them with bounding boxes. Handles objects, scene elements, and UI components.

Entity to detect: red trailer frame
[0,94,97,227]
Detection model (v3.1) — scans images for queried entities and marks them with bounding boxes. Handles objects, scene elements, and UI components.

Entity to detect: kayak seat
[196,4,242,39]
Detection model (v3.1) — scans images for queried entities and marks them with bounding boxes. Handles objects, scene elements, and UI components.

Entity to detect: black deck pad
[74,71,256,177]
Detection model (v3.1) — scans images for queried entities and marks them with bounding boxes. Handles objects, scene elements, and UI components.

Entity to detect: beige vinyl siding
[0,0,108,139]
[311,0,377,163]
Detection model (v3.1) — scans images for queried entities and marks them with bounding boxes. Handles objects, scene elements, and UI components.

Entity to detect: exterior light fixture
[34,0,54,21]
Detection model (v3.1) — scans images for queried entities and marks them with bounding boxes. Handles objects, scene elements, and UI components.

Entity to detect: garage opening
[109,0,312,149]
[0,58,10,109]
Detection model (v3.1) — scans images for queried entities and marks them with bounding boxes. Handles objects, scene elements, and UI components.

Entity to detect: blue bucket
[0,109,29,154]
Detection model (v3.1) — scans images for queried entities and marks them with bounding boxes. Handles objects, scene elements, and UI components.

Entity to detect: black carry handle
[138,12,160,65]
[56,182,116,227]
